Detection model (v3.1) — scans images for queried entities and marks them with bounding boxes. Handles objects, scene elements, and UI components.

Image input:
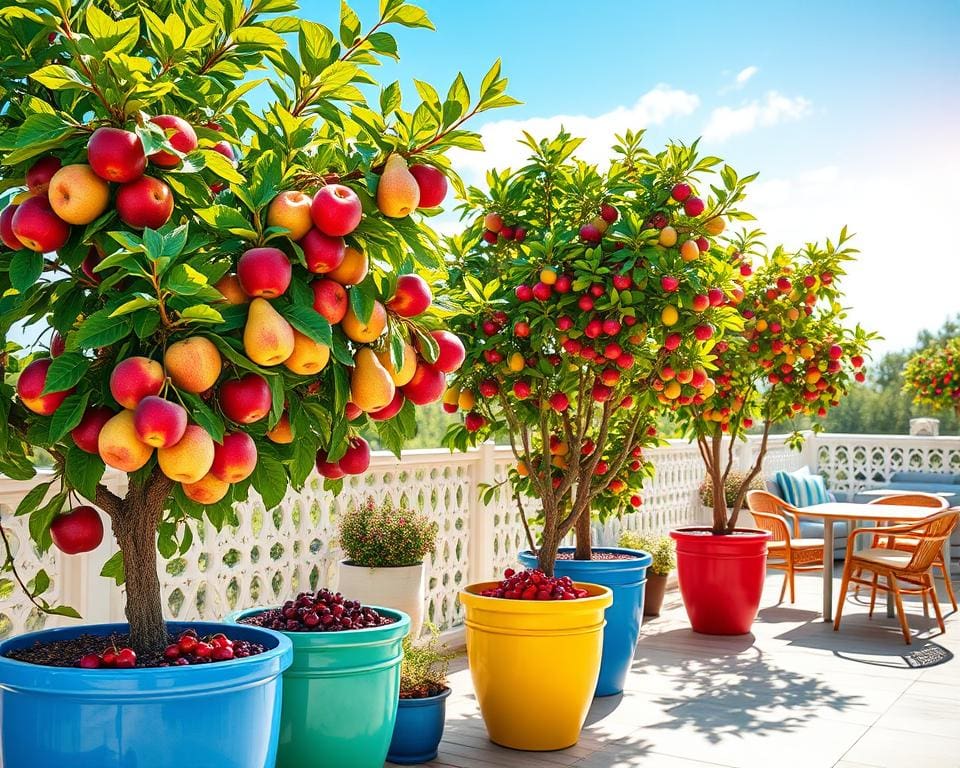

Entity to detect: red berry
[78,653,101,669]
[683,196,705,217]
[671,183,691,202]
[115,648,137,668]
[553,275,572,293]
[600,203,619,223]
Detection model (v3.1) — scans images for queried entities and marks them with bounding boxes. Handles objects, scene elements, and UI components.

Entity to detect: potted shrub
[903,337,960,418]
[0,2,514,765]
[387,623,456,764]
[447,130,754,745]
[672,232,875,634]
[337,495,438,638]
[618,532,675,616]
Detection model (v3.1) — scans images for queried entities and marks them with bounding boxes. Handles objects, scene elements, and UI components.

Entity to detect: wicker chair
[746,490,825,604]
[834,509,959,644]
[864,493,955,611]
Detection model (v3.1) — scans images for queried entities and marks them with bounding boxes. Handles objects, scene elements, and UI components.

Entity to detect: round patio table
[857,489,955,498]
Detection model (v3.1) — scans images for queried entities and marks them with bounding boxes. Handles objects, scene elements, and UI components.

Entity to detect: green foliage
[338,495,438,568]
[618,531,675,576]
[903,336,960,415]
[0,0,515,624]
[400,623,454,695]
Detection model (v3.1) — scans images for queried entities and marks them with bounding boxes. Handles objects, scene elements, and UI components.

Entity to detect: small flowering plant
[618,531,675,576]
[399,623,455,698]
[903,337,960,416]
[338,495,438,568]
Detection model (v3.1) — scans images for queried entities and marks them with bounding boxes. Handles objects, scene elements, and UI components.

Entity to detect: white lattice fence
[815,433,960,495]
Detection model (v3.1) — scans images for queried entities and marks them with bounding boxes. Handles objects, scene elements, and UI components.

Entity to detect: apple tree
[442,130,755,575]
[673,228,876,532]
[903,337,960,417]
[0,0,516,653]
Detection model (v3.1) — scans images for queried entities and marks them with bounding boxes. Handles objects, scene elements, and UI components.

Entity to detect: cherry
[78,653,101,669]
[212,645,235,661]
[101,649,117,667]
[164,644,181,660]
[115,648,137,668]
[195,642,214,658]
[178,635,198,653]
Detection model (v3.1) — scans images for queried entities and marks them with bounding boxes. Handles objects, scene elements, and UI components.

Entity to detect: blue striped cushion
[775,469,829,507]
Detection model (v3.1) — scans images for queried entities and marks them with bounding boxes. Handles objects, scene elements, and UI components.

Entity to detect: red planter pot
[669,527,772,635]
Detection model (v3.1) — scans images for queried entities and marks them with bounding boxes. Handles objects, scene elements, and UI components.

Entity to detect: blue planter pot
[518,546,652,697]
[387,686,451,764]
[0,620,292,768]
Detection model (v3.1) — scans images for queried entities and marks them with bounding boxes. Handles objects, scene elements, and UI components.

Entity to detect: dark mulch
[6,633,164,668]
[556,551,640,561]
[400,683,449,700]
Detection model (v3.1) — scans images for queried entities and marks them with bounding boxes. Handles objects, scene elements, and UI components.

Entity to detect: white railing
[1,432,956,640]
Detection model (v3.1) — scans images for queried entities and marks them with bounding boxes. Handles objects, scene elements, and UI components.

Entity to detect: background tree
[902,335,960,419]
[0,0,515,653]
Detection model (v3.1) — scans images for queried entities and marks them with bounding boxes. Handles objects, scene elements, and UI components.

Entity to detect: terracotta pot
[643,572,669,616]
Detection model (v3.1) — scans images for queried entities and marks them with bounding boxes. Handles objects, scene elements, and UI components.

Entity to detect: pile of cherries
[480,568,589,600]
[160,629,264,665]
[78,645,137,669]
[246,589,396,632]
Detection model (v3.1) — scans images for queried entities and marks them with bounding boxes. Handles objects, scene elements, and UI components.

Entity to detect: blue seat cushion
[776,468,831,507]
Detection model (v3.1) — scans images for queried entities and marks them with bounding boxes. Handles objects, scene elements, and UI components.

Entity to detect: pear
[351,347,396,413]
[376,342,417,387]
[376,153,420,218]
[243,298,295,366]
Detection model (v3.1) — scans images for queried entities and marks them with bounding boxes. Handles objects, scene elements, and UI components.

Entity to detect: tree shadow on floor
[630,629,863,745]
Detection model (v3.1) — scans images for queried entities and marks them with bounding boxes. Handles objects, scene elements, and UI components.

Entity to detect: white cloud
[447,85,700,183]
[734,65,759,88]
[702,91,811,142]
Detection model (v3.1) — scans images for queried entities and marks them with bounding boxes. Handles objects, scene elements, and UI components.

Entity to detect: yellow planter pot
[459,581,613,751]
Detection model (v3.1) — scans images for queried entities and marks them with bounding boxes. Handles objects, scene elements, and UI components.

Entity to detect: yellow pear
[351,347,396,413]
[284,330,330,375]
[376,342,417,386]
[376,153,420,218]
[243,298,295,366]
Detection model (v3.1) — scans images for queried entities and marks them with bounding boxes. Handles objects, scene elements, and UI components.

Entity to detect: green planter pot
[228,606,410,768]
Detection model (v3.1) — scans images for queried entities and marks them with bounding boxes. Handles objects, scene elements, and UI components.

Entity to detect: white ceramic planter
[337,560,426,638]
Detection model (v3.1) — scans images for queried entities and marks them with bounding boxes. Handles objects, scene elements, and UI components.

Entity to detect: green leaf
[9,250,43,292]
[249,454,287,509]
[48,391,90,443]
[299,20,337,75]
[165,264,209,295]
[0,579,14,600]
[339,0,362,47]
[179,393,225,443]
[267,374,285,428]
[179,305,224,324]
[14,481,53,518]
[194,205,257,239]
[384,3,434,29]
[74,309,132,350]
[29,64,90,91]
[64,446,106,501]
[348,286,375,325]
[110,296,159,318]
[42,352,89,395]
[283,305,332,346]
[100,551,125,585]
[199,149,245,184]
[46,605,82,619]
[30,492,66,553]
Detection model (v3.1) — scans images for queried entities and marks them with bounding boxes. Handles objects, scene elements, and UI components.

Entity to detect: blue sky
[300,2,960,356]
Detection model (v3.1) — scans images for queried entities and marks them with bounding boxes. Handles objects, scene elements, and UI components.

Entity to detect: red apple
[50,332,65,358]
[87,127,146,183]
[219,374,272,424]
[464,412,487,431]
[409,165,448,208]
[311,278,348,324]
[315,448,346,479]
[237,247,291,298]
[0,205,24,250]
[369,391,405,421]
[116,176,174,229]
[683,196,705,217]
[17,358,74,415]
[80,248,103,285]
[311,184,361,237]
[149,115,198,167]
[211,431,258,482]
[71,406,115,454]
[402,362,445,404]
[661,275,679,292]
[600,203,619,223]
[386,274,432,317]
[110,357,164,409]
[11,196,70,252]
[25,156,62,195]
[671,182,691,202]
[339,436,370,474]
[301,229,346,274]
[579,223,602,243]
[549,392,569,412]
[50,506,103,555]
[133,396,188,448]
[429,330,465,373]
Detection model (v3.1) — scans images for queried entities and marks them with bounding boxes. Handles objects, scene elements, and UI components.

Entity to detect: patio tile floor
[393,569,960,768]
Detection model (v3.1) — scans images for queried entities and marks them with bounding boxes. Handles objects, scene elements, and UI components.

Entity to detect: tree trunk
[573,506,592,560]
[710,466,729,534]
[111,476,169,655]
[538,526,561,577]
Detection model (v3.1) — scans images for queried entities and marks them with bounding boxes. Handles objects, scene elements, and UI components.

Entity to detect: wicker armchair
[834,509,959,644]
[746,490,825,604]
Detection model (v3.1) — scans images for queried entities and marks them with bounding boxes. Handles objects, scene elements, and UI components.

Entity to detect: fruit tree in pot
[671,230,875,634]
[448,130,758,744]
[0,0,514,764]
[903,336,960,419]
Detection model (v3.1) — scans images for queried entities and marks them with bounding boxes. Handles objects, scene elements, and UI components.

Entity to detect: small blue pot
[387,686,451,764]
[0,621,292,768]
[519,546,652,697]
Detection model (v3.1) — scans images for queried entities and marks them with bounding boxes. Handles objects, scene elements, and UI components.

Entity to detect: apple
[694,324,714,341]
[483,213,503,232]
[661,275,679,292]
[515,285,534,302]
[25,156,62,195]
[87,127,146,183]
[0,205,23,250]
[600,203,619,223]
[301,229,346,274]
[403,362,445,404]
[70,406,115,454]
[215,274,248,305]
[532,282,552,301]
[409,165,448,208]
[482,230,498,244]
[210,431,257,482]
[549,392,569,412]
[579,223,602,243]
[219,373,271,424]
[17,358,74,415]
[148,115,198,167]
[671,182,691,202]
[212,140,235,161]
[50,332,65,358]
[116,176,174,229]
[315,448,346,479]
[309,278,348,324]
[133,396,188,448]
[80,248,103,284]
[50,506,103,554]
[339,436,370,475]
[110,356,165,409]
[691,294,710,312]
[311,184,361,236]
[499,226,515,240]
[683,196,705,217]
[369,391,405,421]
[267,190,313,241]
[237,247,291,298]
[47,164,110,225]
[464,412,487,431]
[11,196,70,252]
[386,274,432,317]
[429,330,465,373]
